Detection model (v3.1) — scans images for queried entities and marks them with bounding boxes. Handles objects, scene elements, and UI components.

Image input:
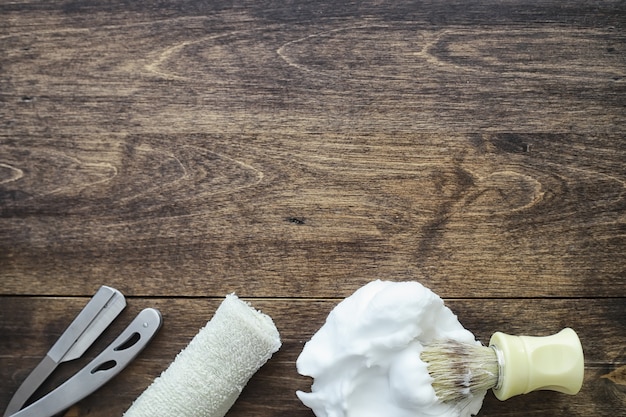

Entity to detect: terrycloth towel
[123,294,281,417]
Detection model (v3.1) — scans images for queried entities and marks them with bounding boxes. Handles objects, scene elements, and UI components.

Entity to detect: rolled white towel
[123,293,281,417]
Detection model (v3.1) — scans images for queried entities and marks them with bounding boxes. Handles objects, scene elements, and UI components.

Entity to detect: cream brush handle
[489,328,584,401]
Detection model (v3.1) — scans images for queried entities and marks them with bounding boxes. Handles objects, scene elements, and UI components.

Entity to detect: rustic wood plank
[1,296,624,416]
[0,3,624,135]
[1,131,625,298]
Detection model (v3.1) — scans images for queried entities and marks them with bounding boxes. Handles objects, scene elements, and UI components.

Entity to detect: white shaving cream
[296,280,484,417]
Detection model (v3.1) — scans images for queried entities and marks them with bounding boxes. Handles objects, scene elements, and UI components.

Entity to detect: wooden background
[1,0,625,415]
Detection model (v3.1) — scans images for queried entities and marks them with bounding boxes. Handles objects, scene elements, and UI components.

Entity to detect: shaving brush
[420,328,584,403]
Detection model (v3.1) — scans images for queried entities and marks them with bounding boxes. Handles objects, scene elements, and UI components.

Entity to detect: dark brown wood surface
[1,1,625,416]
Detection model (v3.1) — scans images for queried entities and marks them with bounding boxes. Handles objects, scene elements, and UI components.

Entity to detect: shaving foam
[296,280,484,417]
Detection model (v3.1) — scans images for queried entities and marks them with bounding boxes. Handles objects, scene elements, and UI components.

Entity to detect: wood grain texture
[1,0,625,416]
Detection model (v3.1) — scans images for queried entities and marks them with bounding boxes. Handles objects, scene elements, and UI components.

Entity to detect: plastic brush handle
[489,328,584,401]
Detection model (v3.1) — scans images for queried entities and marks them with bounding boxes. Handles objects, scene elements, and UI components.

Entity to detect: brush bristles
[420,341,499,404]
